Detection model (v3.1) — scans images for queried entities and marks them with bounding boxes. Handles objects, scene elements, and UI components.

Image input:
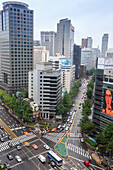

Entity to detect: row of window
[10,8,33,14]
[10,16,32,20]
[11,31,32,34]
[10,27,32,31]
[11,44,32,47]
[10,23,32,27]
[11,41,33,44]
[10,34,32,38]
[10,12,33,16]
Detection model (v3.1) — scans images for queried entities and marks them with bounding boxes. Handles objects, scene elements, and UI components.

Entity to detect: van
[38,155,46,163]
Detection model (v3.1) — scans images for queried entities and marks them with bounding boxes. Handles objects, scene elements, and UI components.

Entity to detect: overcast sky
[1,0,113,49]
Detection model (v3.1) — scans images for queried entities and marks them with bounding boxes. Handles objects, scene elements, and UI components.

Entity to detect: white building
[101,34,109,57]
[33,46,49,69]
[41,31,56,56]
[61,60,75,93]
[48,55,66,70]
[92,48,100,68]
[106,49,113,58]
[81,48,94,70]
[28,62,62,119]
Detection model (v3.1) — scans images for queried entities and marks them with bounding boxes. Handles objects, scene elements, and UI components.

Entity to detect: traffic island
[54,133,69,157]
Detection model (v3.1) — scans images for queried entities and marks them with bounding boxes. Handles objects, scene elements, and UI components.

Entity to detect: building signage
[61,59,72,66]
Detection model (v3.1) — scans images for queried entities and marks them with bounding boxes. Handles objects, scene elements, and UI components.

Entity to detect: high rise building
[93,57,113,130]
[81,48,94,70]
[101,34,109,57]
[33,46,49,69]
[73,44,81,79]
[0,1,33,94]
[81,37,93,49]
[81,38,88,49]
[87,37,93,48]
[41,31,56,56]
[28,62,62,119]
[56,18,74,59]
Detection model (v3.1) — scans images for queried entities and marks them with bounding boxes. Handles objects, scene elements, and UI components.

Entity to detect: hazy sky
[1,0,113,49]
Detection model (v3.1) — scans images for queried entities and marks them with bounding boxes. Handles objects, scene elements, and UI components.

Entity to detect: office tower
[101,34,108,57]
[73,44,81,79]
[81,38,88,49]
[81,37,93,49]
[92,48,100,68]
[28,62,62,119]
[56,18,74,59]
[0,1,33,94]
[80,64,86,78]
[33,46,49,69]
[61,60,75,93]
[93,57,113,130]
[87,37,93,48]
[81,48,94,70]
[33,40,40,46]
[41,31,56,56]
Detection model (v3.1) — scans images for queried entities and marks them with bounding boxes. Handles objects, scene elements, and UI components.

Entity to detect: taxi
[24,142,30,147]
[32,144,38,150]
[24,132,29,136]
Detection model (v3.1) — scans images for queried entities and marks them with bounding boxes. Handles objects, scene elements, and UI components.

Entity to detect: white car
[57,125,61,129]
[70,120,73,124]
[43,144,50,150]
[38,155,46,163]
[65,126,69,131]
[80,138,84,143]
[15,155,22,162]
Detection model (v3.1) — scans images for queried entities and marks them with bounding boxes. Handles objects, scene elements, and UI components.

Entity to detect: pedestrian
[89,156,92,162]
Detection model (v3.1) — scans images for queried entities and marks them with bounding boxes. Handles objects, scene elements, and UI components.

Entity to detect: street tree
[87,87,93,99]
[62,94,72,109]
[57,104,67,115]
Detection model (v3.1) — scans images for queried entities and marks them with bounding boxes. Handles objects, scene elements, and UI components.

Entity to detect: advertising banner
[102,89,113,117]
[61,59,72,66]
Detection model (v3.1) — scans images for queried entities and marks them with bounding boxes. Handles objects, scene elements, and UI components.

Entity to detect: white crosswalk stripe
[43,133,65,143]
[0,132,36,152]
[67,143,90,158]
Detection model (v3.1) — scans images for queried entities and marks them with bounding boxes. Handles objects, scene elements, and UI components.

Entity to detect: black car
[1,133,5,137]
[16,145,21,150]
[0,125,3,130]
[8,136,12,140]
[0,137,5,142]
[4,162,11,170]
[8,142,12,148]
[7,153,13,160]
[51,161,55,167]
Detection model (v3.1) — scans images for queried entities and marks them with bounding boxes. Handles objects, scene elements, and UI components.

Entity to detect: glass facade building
[0,1,33,94]
[93,57,113,131]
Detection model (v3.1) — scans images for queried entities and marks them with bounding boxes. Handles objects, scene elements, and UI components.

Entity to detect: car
[0,137,5,142]
[71,168,77,170]
[62,124,66,128]
[24,142,30,147]
[7,153,13,160]
[84,160,89,166]
[67,118,70,122]
[38,155,46,163]
[32,144,38,150]
[80,138,84,143]
[70,120,73,124]
[8,142,12,148]
[24,132,29,136]
[57,125,61,129]
[16,145,21,150]
[43,144,50,150]
[4,162,11,170]
[1,133,5,137]
[15,155,22,162]
[8,136,12,140]
[0,125,3,130]
[65,127,69,131]
[51,161,55,167]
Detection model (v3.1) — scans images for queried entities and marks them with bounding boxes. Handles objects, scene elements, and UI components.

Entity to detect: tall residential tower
[0,1,33,94]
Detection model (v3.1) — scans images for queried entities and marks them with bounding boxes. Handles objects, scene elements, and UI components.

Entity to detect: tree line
[0,90,32,122]
[57,80,81,115]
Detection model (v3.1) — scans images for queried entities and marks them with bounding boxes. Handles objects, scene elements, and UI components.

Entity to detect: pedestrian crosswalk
[43,132,65,143]
[0,132,36,152]
[67,143,90,158]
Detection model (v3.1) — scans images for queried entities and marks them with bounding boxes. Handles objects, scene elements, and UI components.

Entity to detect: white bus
[47,150,63,166]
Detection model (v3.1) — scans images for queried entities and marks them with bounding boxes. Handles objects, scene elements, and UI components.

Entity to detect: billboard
[61,59,72,66]
[102,89,113,117]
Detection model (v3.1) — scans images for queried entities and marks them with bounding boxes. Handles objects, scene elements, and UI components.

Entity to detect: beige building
[33,46,49,69]
[61,62,75,93]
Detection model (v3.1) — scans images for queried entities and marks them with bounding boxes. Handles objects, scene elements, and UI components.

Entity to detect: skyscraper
[101,34,108,57]
[41,31,56,56]
[56,18,74,59]
[81,38,88,49]
[0,1,33,94]
[81,37,93,49]
[73,44,81,79]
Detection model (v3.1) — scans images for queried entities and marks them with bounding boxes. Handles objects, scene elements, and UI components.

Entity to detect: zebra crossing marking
[43,133,65,143]
[67,143,89,158]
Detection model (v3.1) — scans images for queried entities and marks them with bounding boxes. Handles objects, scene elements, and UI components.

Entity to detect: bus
[47,150,63,166]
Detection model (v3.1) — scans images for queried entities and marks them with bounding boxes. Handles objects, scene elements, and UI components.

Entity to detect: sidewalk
[92,153,108,169]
